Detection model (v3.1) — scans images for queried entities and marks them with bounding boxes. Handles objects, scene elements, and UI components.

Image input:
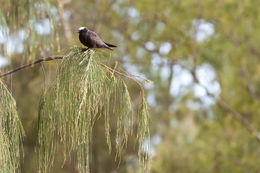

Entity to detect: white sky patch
[186,99,201,110]
[122,56,148,80]
[145,41,155,51]
[151,54,167,70]
[193,84,216,107]
[50,6,59,21]
[194,84,207,98]
[160,64,171,81]
[33,3,59,22]
[152,134,162,145]
[31,18,51,35]
[141,134,162,158]
[6,39,24,54]
[0,54,9,68]
[159,42,172,55]
[141,138,154,157]
[0,25,9,44]
[143,81,154,90]
[193,19,214,42]
[195,63,220,97]
[187,63,221,109]
[128,7,140,23]
[170,65,193,97]
[147,91,156,107]
[124,63,147,78]
[190,63,220,107]
[4,29,27,54]
[127,7,139,18]
[169,62,220,108]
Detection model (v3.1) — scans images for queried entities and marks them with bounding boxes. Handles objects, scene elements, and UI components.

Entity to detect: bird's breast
[79,33,92,47]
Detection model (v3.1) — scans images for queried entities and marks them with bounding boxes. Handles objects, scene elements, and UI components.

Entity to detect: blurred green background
[1,0,260,172]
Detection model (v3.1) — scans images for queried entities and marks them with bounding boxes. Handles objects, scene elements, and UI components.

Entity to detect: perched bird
[76,27,117,50]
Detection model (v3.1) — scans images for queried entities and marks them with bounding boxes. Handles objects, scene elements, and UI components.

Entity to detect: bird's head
[75,27,88,33]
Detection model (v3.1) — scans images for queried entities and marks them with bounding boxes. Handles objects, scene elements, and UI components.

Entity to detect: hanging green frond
[0,80,24,173]
[37,47,150,173]
[0,128,16,173]
[137,95,150,172]
[0,0,59,61]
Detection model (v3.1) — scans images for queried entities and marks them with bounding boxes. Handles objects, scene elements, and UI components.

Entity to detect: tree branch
[240,63,259,100]
[215,99,260,142]
[0,56,64,78]
[0,55,150,86]
[98,62,150,83]
[190,68,260,142]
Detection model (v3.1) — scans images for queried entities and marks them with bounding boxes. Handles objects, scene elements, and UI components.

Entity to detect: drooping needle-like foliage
[37,47,150,173]
[0,80,24,173]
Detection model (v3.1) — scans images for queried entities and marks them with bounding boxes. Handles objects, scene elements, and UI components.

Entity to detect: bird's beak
[75,30,79,33]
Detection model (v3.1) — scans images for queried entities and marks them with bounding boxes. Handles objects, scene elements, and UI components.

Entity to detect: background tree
[1,0,260,172]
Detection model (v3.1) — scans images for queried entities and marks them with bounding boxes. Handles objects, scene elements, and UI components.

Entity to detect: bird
[76,27,117,50]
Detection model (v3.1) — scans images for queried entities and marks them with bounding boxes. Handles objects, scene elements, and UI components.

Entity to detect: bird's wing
[88,31,106,45]
[104,42,117,47]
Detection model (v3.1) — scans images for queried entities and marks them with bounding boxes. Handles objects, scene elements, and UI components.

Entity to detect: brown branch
[190,69,260,142]
[0,56,64,78]
[202,82,260,142]
[215,99,260,142]
[240,64,259,100]
[0,56,150,86]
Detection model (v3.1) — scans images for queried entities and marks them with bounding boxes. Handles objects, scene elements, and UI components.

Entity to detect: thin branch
[241,64,259,100]
[203,84,260,142]
[99,62,151,100]
[0,55,150,87]
[0,56,64,78]
[191,69,260,142]
[98,62,150,83]
[216,99,260,142]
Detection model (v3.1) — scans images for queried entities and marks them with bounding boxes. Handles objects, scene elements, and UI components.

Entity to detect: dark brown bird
[76,27,117,50]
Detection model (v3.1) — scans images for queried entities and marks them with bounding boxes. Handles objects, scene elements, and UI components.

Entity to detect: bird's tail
[105,45,113,50]
[104,42,117,47]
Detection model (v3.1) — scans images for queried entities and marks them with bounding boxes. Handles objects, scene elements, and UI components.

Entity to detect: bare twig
[216,99,260,142]
[0,56,64,78]
[191,69,260,142]
[98,62,150,83]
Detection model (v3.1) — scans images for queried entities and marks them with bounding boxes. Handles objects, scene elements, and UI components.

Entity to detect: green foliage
[0,80,24,173]
[37,47,150,173]
[0,0,58,61]
[3,0,260,172]
[0,128,15,173]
